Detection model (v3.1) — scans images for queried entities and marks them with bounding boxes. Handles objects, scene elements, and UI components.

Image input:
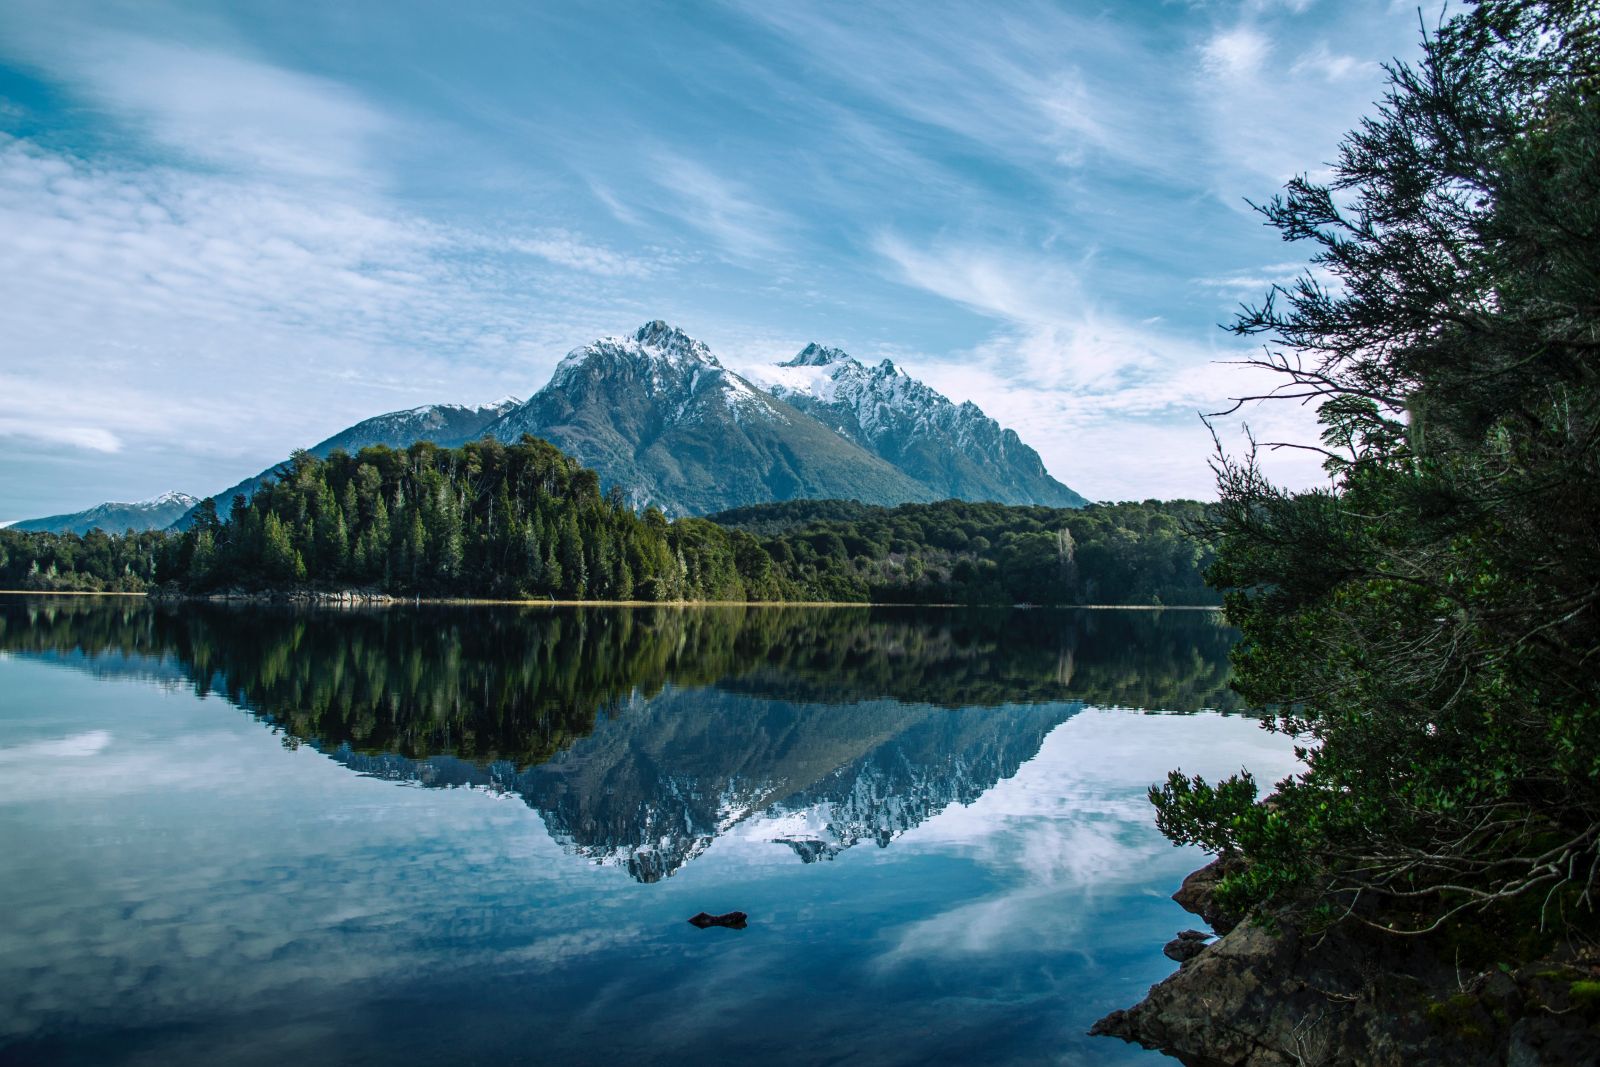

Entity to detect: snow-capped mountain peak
[11,491,205,535]
[145,491,201,508]
[633,319,718,364]
[782,342,852,368]
[759,342,1086,508]
[553,320,723,383]
[483,322,938,516]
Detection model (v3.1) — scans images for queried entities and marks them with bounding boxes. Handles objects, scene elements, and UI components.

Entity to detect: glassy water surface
[0,598,1297,1066]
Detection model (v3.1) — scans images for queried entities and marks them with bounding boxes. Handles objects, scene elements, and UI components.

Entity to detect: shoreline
[1095,859,1600,1064]
[0,589,1223,610]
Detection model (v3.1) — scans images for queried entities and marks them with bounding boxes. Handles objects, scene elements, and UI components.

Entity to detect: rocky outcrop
[1091,859,1600,1065]
[1162,930,1213,964]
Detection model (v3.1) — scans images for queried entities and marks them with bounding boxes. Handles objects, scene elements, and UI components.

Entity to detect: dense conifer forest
[0,436,1218,606]
[714,498,1215,605]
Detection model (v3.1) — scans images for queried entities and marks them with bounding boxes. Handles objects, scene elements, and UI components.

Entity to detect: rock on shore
[1091,860,1600,1065]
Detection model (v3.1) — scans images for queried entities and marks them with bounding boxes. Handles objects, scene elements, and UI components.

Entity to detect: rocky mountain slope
[757,344,1086,508]
[10,491,200,535]
[482,321,936,515]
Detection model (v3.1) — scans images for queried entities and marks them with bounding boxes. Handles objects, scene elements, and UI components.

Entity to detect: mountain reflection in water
[0,596,1298,1067]
[2,599,1238,884]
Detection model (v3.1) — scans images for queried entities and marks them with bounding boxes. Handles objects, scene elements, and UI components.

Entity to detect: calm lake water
[0,597,1297,1066]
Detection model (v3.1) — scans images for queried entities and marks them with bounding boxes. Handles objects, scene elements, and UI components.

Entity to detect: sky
[0,0,1437,520]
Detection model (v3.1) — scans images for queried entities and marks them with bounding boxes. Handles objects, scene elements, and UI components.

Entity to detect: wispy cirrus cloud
[1189,12,1420,194]
[0,25,669,513]
[0,0,1444,516]
[3,23,397,186]
[870,231,1331,498]
[733,1,1167,180]
[508,231,665,279]
[646,151,790,259]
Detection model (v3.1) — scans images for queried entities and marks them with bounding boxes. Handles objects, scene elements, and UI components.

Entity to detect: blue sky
[0,0,1434,519]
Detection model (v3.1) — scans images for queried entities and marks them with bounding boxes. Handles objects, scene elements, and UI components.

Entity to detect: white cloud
[1201,27,1271,79]
[648,151,789,259]
[4,26,396,186]
[1192,261,1318,298]
[869,232,1331,498]
[0,419,122,454]
[736,2,1155,176]
[509,231,661,279]
[1292,43,1366,81]
[873,233,1086,333]
[1189,16,1412,194]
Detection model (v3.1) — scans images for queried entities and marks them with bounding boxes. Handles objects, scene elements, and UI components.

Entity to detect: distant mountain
[11,491,200,535]
[160,320,1085,527]
[483,321,936,516]
[757,344,1086,508]
[173,398,519,529]
[310,398,523,456]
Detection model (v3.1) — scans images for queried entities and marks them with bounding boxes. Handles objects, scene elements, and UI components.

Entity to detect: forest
[714,497,1215,605]
[0,439,1218,606]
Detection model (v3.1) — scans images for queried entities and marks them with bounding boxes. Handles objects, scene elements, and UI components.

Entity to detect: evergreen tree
[1151,0,1600,935]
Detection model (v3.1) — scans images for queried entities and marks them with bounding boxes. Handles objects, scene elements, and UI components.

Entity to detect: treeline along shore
[1,435,1216,606]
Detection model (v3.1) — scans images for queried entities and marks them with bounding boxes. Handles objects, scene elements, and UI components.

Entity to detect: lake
[0,597,1298,1066]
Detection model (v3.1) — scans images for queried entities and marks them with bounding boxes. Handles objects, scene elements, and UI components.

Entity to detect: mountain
[331,689,1078,883]
[483,321,936,515]
[172,398,519,528]
[309,398,523,456]
[10,491,200,535]
[757,344,1086,508]
[161,320,1084,527]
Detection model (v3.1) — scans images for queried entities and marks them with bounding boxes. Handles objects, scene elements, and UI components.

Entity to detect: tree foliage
[0,527,165,592]
[1152,0,1600,936]
[714,497,1218,605]
[159,436,784,601]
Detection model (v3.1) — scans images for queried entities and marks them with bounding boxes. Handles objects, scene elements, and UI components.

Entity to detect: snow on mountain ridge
[135,491,200,509]
[552,320,722,382]
[543,320,780,427]
[395,398,521,419]
[755,341,1086,508]
[10,491,204,535]
[760,343,978,443]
